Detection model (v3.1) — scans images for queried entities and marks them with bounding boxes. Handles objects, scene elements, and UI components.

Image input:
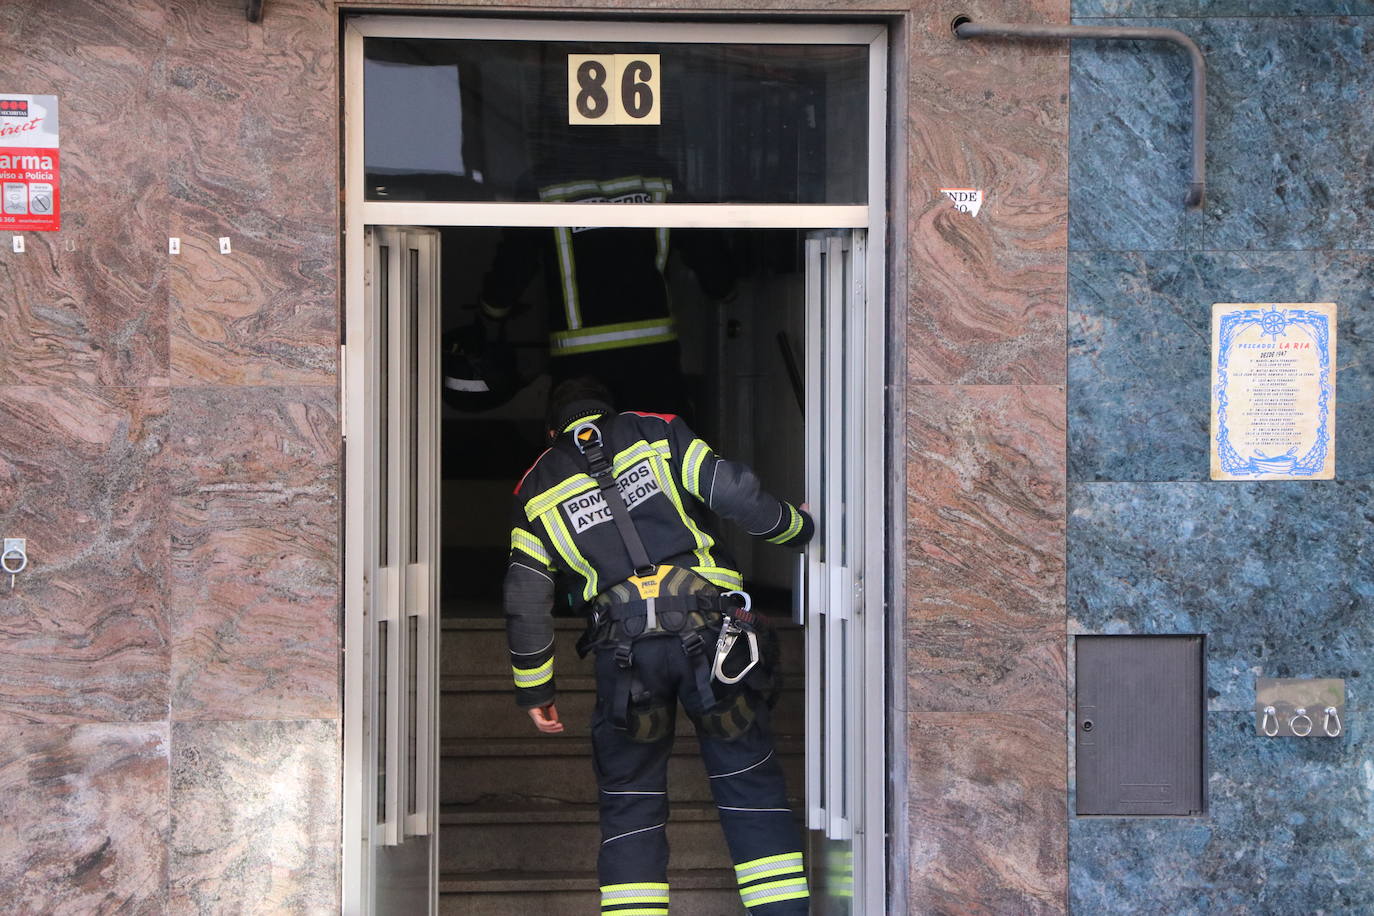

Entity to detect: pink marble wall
[903,1,1070,911]
[0,0,1069,911]
[0,1,339,912]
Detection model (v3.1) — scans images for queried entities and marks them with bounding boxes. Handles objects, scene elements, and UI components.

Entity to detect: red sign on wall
[0,94,59,232]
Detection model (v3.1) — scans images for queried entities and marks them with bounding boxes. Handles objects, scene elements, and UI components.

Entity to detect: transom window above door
[363,35,870,205]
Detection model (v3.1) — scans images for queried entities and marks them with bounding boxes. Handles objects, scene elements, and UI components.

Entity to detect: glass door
[802,230,873,913]
[363,227,442,914]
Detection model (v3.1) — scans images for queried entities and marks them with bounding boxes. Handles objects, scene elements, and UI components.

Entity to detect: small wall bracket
[1256,677,1345,738]
[951,15,1207,209]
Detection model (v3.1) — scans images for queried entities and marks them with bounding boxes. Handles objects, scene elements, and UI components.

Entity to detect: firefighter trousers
[591,634,809,915]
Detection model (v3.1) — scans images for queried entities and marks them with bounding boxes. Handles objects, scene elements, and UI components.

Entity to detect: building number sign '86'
[567,54,661,126]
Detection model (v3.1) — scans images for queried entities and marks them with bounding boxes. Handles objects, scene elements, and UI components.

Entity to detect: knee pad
[625,697,674,743]
[694,689,758,741]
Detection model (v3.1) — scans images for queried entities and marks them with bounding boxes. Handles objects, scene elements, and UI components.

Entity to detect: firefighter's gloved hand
[528,701,564,734]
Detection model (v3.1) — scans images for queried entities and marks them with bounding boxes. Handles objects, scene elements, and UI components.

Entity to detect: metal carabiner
[1289,707,1313,737]
[721,590,752,613]
[711,626,760,686]
[1261,705,1279,737]
[1323,706,1342,737]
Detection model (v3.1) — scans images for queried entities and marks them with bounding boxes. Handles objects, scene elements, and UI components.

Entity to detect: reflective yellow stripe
[601,910,668,916]
[512,657,553,688]
[767,504,804,545]
[543,509,598,599]
[549,318,677,356]
[646,451,715,564]
[551,226,582,329]
[735,851,804,881]
[694,566,743,591]
[683,439,711,499]
[739,876,810,907]
[613,441,661,473]
[526,473,596,521]
[599,887,669,904]
[511,528,552,566]
[600,881,670,911]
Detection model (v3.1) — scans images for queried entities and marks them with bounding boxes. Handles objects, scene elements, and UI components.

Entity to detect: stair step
[443,616,804,677]
[439,869,747,916]
[440,802,755,874]
[441,799,727,824]
[441,676,804,739]
[441,736,803,806]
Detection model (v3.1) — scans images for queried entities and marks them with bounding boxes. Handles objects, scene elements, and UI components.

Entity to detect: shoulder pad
[513,448,553,495]
[622,410,678,424]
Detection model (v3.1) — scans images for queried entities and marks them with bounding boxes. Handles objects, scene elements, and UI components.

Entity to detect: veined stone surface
[1070,16,1374,252]
[168,387,339,722]
[907,385,1067,712]
[169,718,339,914]
[1069,249,1374,483]
[1071,711,1373,914]
[0,723,169,914]
[0,387,170,724]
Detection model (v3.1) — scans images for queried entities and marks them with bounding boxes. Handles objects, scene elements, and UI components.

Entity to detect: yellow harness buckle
[628,568,662,599]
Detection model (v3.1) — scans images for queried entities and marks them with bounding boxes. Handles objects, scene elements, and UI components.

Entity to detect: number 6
[620,59,654,120]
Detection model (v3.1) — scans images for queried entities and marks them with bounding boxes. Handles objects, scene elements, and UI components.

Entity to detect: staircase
[439,615,806,915]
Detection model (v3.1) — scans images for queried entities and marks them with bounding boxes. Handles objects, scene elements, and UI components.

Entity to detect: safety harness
[569,420,765,733]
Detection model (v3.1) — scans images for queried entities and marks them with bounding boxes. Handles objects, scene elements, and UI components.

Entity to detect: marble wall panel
[907,385,1067,711]
[0,2,169,387]
[1075,1,1374,17]
[907,52,1069,384]
[1070,711,1373,914]
[1068,481,1374,712]
[0,722,169,914]
[911,0,1069,51]
[908,710,1067,914]
[1069,249,1374,482]
[0,386,169,724]
[1070,17,1374,252]
[169,387,338,721]
[168,718,339,914]
[160,0,337,386]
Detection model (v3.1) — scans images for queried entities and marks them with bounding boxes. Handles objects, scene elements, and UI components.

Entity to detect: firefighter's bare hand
[528,702,564,734]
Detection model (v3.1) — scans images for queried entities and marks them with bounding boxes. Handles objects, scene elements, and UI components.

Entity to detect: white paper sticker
[168,237,180,255]
[939,188,984,217]
[11,234,23,252]
[218,236,231,255]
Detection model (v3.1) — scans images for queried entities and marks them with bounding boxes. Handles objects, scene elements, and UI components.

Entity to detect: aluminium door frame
[342,14,890,915]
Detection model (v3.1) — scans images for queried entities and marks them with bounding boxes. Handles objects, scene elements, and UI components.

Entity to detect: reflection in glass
[364,38,867,204]
[377,619,389,824]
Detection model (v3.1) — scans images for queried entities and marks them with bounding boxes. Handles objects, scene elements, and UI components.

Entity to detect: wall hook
[1323,706,1342,737]
[1261,705,1279,737]
[1289,707,1313,737]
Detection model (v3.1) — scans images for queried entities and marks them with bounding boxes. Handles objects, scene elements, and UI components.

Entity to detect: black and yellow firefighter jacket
[503,409,813,708]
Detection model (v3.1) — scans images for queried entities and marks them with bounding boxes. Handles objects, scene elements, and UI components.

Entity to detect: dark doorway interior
[437,227,807,914]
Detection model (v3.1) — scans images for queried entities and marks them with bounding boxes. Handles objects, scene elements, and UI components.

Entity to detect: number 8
[576,60,609,119]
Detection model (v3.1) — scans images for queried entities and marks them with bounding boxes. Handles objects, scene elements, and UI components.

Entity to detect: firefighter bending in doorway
[502,377,813,914]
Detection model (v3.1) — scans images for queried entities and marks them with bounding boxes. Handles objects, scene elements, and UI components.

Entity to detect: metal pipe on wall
[952,16,1207,209]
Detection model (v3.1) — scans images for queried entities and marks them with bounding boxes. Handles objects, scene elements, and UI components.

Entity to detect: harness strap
[573,422,654,576]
